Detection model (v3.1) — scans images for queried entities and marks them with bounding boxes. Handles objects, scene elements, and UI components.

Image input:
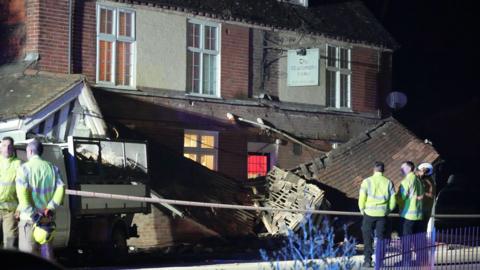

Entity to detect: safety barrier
[375,226,480,269]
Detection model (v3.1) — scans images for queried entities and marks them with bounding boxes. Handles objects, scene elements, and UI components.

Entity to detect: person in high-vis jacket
[358,161,396,268]
[416,163,435,232]
[16,139,65,260]
[0,137,22,249]
[396,161,424,266]
[397,161,424,235]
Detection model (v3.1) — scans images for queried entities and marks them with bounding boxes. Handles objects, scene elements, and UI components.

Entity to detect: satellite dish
[386,91,408,110]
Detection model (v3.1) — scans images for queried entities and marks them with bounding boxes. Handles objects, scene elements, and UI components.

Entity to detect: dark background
[361,0,480,214]
[362,0,479,180]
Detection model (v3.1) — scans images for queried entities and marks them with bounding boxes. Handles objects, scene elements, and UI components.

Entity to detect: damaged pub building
[1,0,440,249]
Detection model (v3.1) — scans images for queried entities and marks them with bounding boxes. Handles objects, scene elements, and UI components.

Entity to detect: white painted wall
[278,46,327,105]
[136,9,187,91]
[275,31,354,106]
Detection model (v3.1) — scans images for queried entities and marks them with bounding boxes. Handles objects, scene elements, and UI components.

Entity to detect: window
[187,19,220,96]
[248,153,270,179]
[183,130,218,170]
[326,45,351,108]
[97,6,135,87]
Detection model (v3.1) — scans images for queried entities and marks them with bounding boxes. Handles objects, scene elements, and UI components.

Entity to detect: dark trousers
[400,218,423,265]
[401,218,422,236]
[418,217,430,233]
[362,215,387,264]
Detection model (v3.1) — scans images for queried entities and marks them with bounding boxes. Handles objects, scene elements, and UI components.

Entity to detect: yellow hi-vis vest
[15,155,65,221]
[397,172,424,221]
[0,156,22,211]
[358,172,396,217]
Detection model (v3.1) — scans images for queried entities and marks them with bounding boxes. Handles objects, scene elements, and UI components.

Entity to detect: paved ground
[62,242,480,269]
[67,247,480,270]
[72,258,480,270]
[71,256,365,270]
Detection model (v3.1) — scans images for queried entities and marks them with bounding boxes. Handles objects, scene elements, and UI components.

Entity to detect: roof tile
[289,118,440,209]
[112,0,398,49]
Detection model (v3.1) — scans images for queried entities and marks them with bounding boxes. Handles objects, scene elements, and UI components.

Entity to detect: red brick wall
[221,24,250,99]
[26,0,70,73]
[0,0,26,64]
[72,0,96,81]
[128,207,219,248]
[351,47,380,113]
[25,0,39,55]
[378,51,393,117]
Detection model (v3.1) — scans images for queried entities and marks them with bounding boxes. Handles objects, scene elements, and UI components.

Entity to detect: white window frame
[183,130,219,170]
[326,44,351,109]
[96,4,136,89]
[186,18,221,98]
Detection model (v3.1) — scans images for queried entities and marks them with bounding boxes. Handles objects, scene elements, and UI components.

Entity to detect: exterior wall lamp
[296,48,307,56]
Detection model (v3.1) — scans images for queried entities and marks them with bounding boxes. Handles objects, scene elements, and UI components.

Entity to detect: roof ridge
[112,0,397,49]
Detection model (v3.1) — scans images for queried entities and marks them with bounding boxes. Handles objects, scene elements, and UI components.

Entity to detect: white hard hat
[418,163,433,176]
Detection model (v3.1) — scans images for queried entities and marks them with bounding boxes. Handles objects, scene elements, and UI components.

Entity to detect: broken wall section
[290,118,440,211]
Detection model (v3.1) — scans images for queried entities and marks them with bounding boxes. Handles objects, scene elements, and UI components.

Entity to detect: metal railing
[375,226,480,269]
[65,188,480,269]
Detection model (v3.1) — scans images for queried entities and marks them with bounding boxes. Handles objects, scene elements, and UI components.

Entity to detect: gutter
[68,0,73,74]
[96,87,381,120]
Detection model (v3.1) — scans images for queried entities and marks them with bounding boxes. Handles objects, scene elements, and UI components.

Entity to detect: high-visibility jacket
[397,172,424,221]
[16,155,65,221]
[358,172,396,217]
[0,156,22,211]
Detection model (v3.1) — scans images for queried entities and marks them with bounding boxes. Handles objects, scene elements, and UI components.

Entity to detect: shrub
[259,216,357,270]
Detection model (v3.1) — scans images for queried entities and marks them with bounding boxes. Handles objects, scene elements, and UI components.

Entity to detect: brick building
[1,0,400,248]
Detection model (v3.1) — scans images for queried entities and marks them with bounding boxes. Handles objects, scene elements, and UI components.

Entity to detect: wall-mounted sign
[287,48,319,86]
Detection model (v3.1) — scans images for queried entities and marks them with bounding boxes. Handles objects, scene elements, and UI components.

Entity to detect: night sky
[363,0,479,184]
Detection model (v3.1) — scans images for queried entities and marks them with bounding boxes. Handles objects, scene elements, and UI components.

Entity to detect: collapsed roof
[289,118,440,210]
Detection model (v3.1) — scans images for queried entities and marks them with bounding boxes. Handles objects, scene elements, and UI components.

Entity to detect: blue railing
[375,227,480,269]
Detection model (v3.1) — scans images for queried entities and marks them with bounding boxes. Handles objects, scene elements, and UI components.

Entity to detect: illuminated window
[183,130,218,170]
[326,45,351,108]
[97,5,135,87]
[247,153,269,179]
[187,19,220,96]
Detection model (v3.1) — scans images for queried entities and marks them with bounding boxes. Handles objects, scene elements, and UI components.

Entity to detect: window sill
[325,107,353,113]
[185,93,222,100]
[94,83,137,91]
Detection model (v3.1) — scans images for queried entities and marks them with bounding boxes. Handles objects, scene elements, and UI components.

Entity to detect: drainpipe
[67,0,73,74]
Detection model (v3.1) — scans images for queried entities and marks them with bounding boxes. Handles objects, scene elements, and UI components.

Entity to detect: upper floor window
[326,45,351,108]
[183,130,218,170]
[97,6,135,87]
[186,19,220,97]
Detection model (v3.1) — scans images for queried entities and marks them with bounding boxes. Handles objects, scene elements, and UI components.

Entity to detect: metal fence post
[431,226,436,269]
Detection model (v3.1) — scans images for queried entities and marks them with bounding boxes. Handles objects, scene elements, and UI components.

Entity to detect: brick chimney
[25,0,71,73]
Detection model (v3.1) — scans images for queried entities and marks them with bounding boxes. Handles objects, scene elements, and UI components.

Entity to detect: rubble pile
[261,167,326,235]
